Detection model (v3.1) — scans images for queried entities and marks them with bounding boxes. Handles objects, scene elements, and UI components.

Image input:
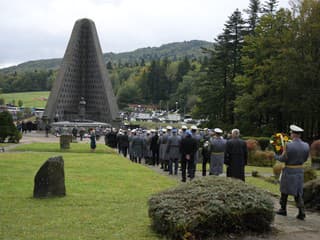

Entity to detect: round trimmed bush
[304,166,317,183]
[303,178,320,210]
[248,150,275,167]
[148,177,274,239]
[310,140,320,169]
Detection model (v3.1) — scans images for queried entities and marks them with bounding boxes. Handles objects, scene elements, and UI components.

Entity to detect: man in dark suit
[180,130,198,182]
[224,128,248,181]
[150,130,160,166]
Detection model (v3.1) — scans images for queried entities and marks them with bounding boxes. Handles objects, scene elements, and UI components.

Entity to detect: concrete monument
[43,18,119,124]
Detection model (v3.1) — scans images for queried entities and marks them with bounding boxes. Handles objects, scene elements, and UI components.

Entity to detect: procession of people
[106,123,310,221]
[35,121,310,221]
[105,125,248,183]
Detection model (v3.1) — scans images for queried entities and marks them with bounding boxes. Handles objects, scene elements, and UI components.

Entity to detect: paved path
[2,131,320,240]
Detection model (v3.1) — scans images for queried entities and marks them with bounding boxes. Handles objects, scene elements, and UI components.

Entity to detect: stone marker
[60,134,72,149]
[33,156,66,198]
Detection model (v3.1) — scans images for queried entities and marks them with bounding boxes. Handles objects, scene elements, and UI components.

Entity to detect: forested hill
[104,40,212,64]
[1,40,212,73]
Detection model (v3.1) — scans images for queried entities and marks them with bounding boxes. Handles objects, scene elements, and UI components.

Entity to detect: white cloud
[0,0,290,67]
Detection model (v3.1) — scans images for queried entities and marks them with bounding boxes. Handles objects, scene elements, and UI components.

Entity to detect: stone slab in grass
[148,176,274,239]
[33,156,66,198]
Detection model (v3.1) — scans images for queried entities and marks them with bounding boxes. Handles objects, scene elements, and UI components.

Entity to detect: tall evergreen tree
[262,0,279,14]
[245,0,261,34]
[197,9,246,126]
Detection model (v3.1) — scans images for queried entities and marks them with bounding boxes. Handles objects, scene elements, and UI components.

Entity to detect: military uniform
[210,135,227,175]
[166,130,181,175]
[275,124,309,220]
[131,133,144,163]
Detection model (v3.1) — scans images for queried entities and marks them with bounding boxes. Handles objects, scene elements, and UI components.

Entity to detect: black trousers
[202,155,210,176]
[152,149,159,165]
[181,156,195,181]
[280,193,304,209]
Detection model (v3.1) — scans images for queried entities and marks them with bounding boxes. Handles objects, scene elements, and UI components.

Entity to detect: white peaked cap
[214,128,223,134]
[290,124,304,133]
[190,125,197,130]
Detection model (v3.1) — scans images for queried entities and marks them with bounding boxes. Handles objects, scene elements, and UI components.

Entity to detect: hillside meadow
[1,91,49,108]
[0,143,177,240]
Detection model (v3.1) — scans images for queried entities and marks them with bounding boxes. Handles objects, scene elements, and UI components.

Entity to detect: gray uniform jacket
[131,135,144,158]
[210,137,227,175]
[166,134,181,159]
[275,138,309,196]
[159,134,170,160]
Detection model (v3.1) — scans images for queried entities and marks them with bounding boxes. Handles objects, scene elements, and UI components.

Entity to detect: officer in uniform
[166,128,181,175]
[275,124,310,220]
[209,128,227,175]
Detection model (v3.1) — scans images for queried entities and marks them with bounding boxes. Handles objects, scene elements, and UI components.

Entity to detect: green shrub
[148,177,274,239]
[246,139,259,151]
[273,163,284,178]
[243,137,270,151]
[0,111,20,143]
[303,178,320,210]
[248,150,275,167]
[256,137,271,151]
[304,166,317,183]
[310,140,320,170]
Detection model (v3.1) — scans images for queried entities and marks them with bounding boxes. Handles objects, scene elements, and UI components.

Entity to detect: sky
[0,0,290,68]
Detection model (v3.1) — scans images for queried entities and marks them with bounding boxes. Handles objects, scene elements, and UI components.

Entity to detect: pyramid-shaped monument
[43,18,118,123]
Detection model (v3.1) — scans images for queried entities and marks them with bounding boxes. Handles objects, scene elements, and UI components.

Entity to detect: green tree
[117,81,142,109]
[234,9,295,134]
[106,61,113,70]
[262,0,279,14]
[18,100,23,107]
[176,57,191,82]
[245,0,261,34]
[0,111,20,143]
[197,9,246,126]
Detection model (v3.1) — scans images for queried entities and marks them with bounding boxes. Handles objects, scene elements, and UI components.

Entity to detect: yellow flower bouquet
[270,133,290,155]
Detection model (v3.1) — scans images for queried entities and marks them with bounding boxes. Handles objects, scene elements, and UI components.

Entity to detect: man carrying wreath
[274,124,310,220]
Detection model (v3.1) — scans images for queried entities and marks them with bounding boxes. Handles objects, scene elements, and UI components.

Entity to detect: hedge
[148,176,274,239]
[243,137,270,151]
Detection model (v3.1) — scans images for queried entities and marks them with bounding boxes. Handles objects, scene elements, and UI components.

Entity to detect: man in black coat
[118,130,129,157]
[180,130,198,182]
[224,129,248,181]
[150,130,160,165]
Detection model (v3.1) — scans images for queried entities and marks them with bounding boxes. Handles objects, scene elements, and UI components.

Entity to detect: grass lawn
[13,142,117,154]
[246,177,279,196]
[0,91,49,108]
[0,144,177,240]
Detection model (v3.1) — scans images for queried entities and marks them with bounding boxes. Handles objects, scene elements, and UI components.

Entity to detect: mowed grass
[0,144,177,240]
[0,91,49,108]
[13,142,116,154]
